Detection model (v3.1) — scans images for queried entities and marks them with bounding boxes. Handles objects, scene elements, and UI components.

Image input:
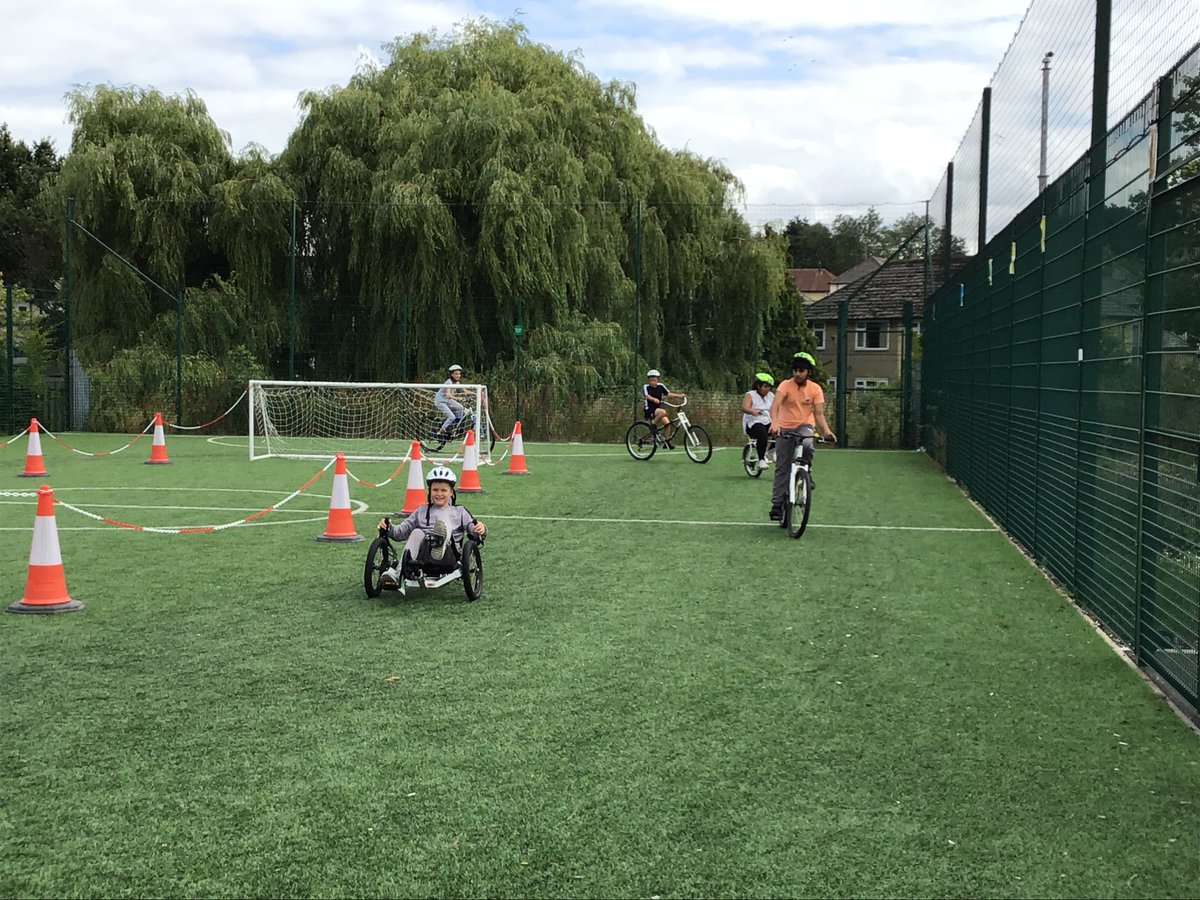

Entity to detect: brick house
[787,267,836,303]
[803,258,929,392]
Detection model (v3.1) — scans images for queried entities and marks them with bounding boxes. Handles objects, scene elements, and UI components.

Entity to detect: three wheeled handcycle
[363,516,485,601]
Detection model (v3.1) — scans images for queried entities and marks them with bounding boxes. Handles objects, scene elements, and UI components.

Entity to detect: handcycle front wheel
[742,444,761,477]
[462,539,483,601]
[787,467,812,539]
[364,535,395,597]
[682,425,712,464]
[625,421,658,460]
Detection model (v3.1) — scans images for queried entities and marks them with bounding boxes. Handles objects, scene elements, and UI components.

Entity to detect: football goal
[249,380,495,462]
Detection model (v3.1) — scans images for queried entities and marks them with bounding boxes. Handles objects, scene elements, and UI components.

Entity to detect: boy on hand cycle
[768,352,836,521]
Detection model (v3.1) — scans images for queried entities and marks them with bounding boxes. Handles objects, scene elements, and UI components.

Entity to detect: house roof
[805,258,934,321]
[788,267,834,294]
[830,256,885,286]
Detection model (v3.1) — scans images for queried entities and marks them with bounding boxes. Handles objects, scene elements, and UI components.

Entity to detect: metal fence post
[289,199,297,380]
[837,298,849,447]
[5,283,13,434]
[902,300,914,448]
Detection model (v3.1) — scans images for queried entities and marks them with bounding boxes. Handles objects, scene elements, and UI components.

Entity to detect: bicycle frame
[781,430,815,538]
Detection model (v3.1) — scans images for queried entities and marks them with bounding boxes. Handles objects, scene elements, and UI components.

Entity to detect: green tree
[279,20,783,387]
[0,125,62,287]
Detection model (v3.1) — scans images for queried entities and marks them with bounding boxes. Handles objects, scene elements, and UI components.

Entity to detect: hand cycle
[742,435,776,478]
[780,433,830,539]
[364,517,485,601]
[624,395,713,463]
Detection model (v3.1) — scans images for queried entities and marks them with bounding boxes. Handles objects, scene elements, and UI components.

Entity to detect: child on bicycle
[768,352,836,520]
[434,364,467,439]
[378,466,486,593]
[643,369,684,448]
[742,372,775,470]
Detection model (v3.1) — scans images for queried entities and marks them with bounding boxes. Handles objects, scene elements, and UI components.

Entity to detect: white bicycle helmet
[426,466,457,485]
[646,369,661,378]
[448,364,463,374]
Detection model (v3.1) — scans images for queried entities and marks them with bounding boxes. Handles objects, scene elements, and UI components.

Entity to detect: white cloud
[1,0,1038,219]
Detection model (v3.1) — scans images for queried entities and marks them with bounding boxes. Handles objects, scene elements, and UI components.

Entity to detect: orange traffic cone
[8,485,82,614]
[145,412,171,464]
[400,442,425,514]
[19,419,47,478]
[458,429,485,493]
[315,453,362,542]
[504,421,530,475]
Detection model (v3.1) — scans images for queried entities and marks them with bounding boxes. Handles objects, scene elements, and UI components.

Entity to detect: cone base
[144,460,173,465]
[18,471,48,478]
[458,486,486,493]
[8,598,83,614]
[502,470,530,475]
[314,533,364,542]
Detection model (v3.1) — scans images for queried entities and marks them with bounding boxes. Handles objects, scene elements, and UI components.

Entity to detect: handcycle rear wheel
[682,425,712,464]
[742,444,761,477]
[462,540,483,601]
[364,535,395,597]
[625,421,657,460]
[787,467,812,539]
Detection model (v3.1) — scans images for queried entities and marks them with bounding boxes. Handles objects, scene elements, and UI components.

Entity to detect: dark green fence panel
[923,44,1200,720]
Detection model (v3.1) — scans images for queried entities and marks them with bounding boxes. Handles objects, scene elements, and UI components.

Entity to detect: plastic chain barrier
[1,426,31,448]
[166,390,247,431]
[37,418,154,457]
[51,457,336,534]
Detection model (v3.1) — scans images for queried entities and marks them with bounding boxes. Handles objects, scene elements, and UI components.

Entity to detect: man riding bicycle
[768,352,836,521]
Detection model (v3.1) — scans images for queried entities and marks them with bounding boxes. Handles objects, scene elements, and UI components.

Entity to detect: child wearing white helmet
[434,364,467,439]
[643,368,684,448]
[378,466,486,591]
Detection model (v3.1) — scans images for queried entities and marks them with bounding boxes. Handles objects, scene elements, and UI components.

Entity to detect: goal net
[249,380,495,462]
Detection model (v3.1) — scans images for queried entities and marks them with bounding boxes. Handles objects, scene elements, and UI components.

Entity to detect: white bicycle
[625,396,713,463]
[780,433,829,539]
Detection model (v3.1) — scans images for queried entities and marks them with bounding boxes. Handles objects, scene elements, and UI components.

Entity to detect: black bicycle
[419,410,498,456]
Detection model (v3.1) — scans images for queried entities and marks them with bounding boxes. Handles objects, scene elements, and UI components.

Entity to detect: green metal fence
[924,43,1200,719]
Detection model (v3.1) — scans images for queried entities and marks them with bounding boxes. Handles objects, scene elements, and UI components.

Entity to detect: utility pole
[1038,51,1054,194]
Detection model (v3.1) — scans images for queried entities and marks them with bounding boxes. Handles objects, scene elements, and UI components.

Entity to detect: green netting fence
[924,43,1200,719]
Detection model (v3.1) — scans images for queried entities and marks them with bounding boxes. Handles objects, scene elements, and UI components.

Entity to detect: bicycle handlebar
[661,395,688,409]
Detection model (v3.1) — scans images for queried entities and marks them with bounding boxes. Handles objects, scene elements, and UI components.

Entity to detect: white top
[742,389,773,431]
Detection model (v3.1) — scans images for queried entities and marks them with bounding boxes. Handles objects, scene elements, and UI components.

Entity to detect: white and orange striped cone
[457,429,485,493]
[19,418,47,478]
[145,412,172,465]
[8,485,82,614]
[315,453,362,542]
[400,442,425,514]
[503,421,530,475]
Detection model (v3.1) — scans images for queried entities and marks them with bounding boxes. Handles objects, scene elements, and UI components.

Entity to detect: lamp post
[1038,51,1054,194]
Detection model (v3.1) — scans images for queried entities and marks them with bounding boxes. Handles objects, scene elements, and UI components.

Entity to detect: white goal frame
[248,379,495,462]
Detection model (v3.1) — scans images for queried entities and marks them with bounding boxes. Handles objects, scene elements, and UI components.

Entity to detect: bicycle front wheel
[787,467,812,539]
[742,444,760,477]
[683,425,712,464]
[625,421,658,460]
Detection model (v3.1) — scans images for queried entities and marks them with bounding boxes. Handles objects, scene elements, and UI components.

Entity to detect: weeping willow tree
[46,86,285,426]
[278,19,790,386]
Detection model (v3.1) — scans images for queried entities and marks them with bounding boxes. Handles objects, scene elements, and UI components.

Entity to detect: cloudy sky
[2,0,1038,226]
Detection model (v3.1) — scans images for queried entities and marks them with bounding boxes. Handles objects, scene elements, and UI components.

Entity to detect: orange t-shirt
[772,378,825,429]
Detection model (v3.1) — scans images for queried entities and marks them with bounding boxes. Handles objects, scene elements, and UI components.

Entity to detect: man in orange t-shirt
[768,352,837,520]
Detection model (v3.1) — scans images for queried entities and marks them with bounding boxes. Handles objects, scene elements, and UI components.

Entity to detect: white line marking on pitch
[482,513,996,532]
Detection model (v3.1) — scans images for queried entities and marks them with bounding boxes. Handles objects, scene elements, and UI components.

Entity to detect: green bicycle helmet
[753,372,775,388]
[791,352,816,371]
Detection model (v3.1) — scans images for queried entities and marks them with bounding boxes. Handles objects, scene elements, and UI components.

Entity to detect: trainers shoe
[769,505,782,521]
[430,519,450,561]
[756,459,769,470]
[664,441,674,450]
[381,566,398,587]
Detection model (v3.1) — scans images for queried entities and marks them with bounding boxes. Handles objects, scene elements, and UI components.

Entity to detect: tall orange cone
[400,442,425,514]
[504,421,530,475]
[457,429,485,493]
[315,453,362,542]
[145,412,172,464]
[8,485,82,614]
[19,418,47,478]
